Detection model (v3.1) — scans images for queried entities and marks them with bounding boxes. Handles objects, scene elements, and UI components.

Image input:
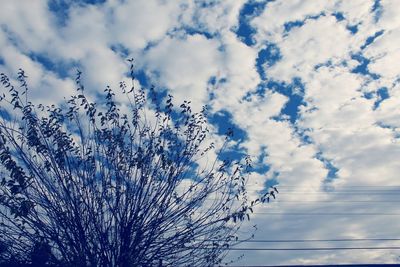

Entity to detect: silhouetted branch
[0,62,277,267]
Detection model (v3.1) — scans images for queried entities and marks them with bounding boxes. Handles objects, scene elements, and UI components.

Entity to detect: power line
[246,190,400,193]
[244,190,400,195]
[260,192,400,195]
[227,265,400,267]
[249,187,400,191]
[245,187,400,193]
[227,238,400,243]
[216,246,400,251]
[251,212,400,216]
[263,202,400,205]
[205,199,400,203]
[277,185,400,188]
[276,185,400,188]
[244,187,400,196]
[271,200,400,203]
[247,186,400,193]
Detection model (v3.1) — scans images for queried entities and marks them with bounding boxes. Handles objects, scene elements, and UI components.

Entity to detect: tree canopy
[0,62,277,266]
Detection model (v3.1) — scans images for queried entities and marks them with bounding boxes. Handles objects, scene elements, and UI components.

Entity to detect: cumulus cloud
[264,15,355,82]
[1,0,400,265]
[252,0,335,43]
[0,1,57,53]
[142,34,222,110]
[211,30,261,110]
[107,0,183,51]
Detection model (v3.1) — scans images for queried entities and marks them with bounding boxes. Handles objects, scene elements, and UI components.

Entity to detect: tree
[0,62,277,266]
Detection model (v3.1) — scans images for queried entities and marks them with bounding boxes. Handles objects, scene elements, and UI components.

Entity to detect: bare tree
[0,62,276,267]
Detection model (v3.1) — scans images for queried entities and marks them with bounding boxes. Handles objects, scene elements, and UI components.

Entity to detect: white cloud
[377,0,400,29]
[0,0,57,52]
[107,0,183,51]
[252,0,336,43]
[56,4,109,59]
[142,34,222,110]
[211,30,260,110]
[375,83,400,128]
[179,0,247,34]
[1,0,400,265]
[265,15,355,82]
[364,28,400,83]
[334,0,375,26]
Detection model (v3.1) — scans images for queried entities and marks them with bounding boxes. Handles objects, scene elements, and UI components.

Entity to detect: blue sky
[1,0,400,265]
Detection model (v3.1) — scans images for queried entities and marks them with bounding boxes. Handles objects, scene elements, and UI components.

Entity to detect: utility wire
[246,189,400,192]
[251,212,400,216]
[245,190,400,194]
[247,187,400,192]
[187,246,400,251]
[256,194,400,196]
[276,185,400,188]
[205,238,400,243]
[218,246,400,251]
[270,200,400,203]
[205,200,400,203]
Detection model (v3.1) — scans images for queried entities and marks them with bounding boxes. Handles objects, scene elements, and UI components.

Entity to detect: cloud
[142,34,222,110]
[211,30,261,110]
[179,0,247,34]
[1,0,400,265]
[364,28,400,82]
[264,15,355,82]
[107,0,183,51]
[252,0,335,43]
[0,1,57,52]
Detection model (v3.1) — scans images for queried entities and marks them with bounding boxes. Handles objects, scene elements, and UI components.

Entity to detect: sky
[1,0,400,265]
